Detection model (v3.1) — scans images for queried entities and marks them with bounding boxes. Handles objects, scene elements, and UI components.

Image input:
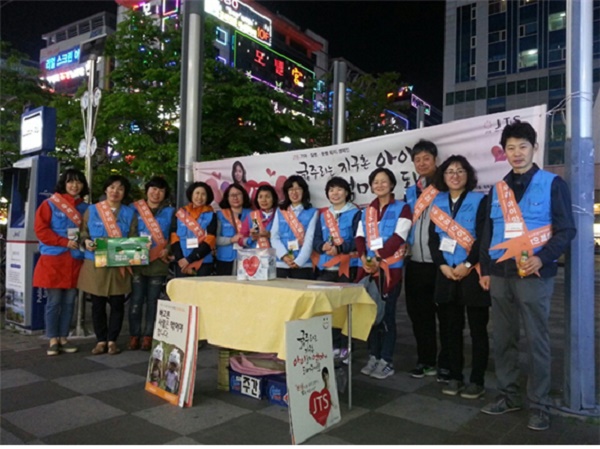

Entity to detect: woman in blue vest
[215,183,252,275]
[128,176,174,351]
[33,168,90,356]
[169,181,217,278]
[355,168,412,380]
[240,183,278,249]
[428,155,490,399]
[270,175,318,280]
[78,175,138,356]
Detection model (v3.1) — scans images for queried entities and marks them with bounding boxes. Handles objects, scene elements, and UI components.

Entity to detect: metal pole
[177,0,204,208]
[563,0,598,415]
[416,104,425,129]
[331,60,347,145]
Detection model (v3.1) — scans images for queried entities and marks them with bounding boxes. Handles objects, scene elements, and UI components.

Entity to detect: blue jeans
[45,288,77,338]
[368,281,402,364]
[129,274,165,337]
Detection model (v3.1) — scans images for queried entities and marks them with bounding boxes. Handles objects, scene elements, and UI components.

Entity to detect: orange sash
[430,205,480,276]
[489,181,552,265]
[49,194,82,227]
[365,205,406,287]
[176,208,207,271]
[412,185,439,224]
[221,209,243,234]
[315,209,356,278]
[280,208,305,246]
[96,201,131,276]
[250,210,271,249]
[133,200,167,263]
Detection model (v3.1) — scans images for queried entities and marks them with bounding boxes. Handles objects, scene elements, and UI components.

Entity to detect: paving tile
[0,369,44,389]
[187,412,291,444]
[90,384,171,413]
[84,349,151,368]
[305,432,352,445]
[42,414,180,445]
[164,436,202,444]
[376,393,480,432]
[133,398,251,435]
[26,355,107,380]
[256,403,292,422]
[2,396,126,438]
[336,378,405,409]
[0,427,25,444]
[327,411,452,444]
[53,368,146,394]
[350,367,432,393]
[1,380,79,413]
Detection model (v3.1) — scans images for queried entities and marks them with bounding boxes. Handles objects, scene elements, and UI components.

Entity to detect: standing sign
[286,315,340,444]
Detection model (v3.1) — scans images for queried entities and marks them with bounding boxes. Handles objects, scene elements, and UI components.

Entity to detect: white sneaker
[360,355,379,375]
[370,359,395,379]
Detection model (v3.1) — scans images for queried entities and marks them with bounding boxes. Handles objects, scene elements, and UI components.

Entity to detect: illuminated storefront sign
[132,0,179,17]
[44,46,80,71]
[234,33,313,101]
[44,66,86,84]
[205,0,272,46]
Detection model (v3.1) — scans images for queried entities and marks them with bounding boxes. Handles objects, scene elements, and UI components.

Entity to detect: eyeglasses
[444,169,466,177]
[229,193,243,198]
[288,188,303,193]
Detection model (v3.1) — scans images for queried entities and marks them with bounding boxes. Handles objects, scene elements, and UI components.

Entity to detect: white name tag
[370,237,384,250]
[186,237,199,249]
[67,228,79,241]
[439,237,457,254]
[504,222,524,239]
[140,231,150,237]
[287,239,299,251]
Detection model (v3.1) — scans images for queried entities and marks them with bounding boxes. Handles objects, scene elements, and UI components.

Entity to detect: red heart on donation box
[243,256,260,277]
[309,389,331,427]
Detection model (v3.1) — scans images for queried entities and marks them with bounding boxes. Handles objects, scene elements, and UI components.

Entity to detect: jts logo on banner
[193,105,547,208]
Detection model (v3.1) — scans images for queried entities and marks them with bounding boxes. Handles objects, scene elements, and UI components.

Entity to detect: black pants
[405,260,449,369]
[215,260,234,276]
[276,267,315,280]
[437,302,489,386]
[91,294,125,342]
[174,262,214,278]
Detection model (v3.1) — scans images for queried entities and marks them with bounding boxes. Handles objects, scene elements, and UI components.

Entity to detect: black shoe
[436,368,451,383]
[409,364,437,379]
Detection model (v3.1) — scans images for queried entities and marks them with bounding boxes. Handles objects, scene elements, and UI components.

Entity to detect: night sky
[1,0,445,108]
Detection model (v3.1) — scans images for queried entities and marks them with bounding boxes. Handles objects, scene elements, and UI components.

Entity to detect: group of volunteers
[33,121,575,432]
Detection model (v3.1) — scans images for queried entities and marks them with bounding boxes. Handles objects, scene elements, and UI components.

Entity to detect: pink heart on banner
[211,172,222,180]
[266,168,276,177]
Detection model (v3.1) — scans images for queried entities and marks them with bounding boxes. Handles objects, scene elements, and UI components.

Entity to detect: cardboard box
[94,237,151,268]
[265,374,288,407]
[236,248,276,281]
[228,367,266,400]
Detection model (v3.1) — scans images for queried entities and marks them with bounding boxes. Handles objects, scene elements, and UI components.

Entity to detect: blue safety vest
[39,200,89,259]
[489,170,555,260]
[216,208,251,262]
[361,200,407,269]
[84,204,136,261]
[245,211,275,249]
[317,208,360,269]
[432,191,484,267]
[277,207,316,260]
[135,205,174,249]
[176,210,215,262]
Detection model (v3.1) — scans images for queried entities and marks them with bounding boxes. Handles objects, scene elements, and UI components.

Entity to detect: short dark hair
[144,176,171,199]
[55,168,89,198]
[281,175,311,209]
[325,176,354,203]
[433,154,478,192]
[231,161,247,183]
[500,121,537,149]
[253,184,278,210]
[102,175,131,201]
[368,167,396,189]
[411,139,438,160]
[185,181,214,205]
[219,183,251,209]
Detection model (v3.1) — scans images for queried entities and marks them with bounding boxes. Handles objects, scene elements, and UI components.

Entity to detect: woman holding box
[215,183,252,275]
[33,168,90,356]
[78,175,137,355]
[170,181,217,278]
[240,184,278,249]
[270,175,318,280]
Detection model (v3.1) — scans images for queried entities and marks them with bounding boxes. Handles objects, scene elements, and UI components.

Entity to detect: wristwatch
[464,261,472,269]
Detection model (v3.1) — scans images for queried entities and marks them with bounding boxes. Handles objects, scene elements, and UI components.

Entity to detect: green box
[94,237,151,268]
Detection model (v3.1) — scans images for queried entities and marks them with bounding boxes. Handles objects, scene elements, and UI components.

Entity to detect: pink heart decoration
[266,168,276,177]
[242,256,260,277]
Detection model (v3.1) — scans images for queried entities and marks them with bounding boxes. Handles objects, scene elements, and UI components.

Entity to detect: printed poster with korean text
[145,300,198,408]
[286,315,340,445]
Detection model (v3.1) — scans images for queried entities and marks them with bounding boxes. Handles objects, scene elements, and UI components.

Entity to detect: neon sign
[44,46,80,72]
[234,33,313,101]
[205,0,272,46]
[132,0,179,17]
[44,66,86,84]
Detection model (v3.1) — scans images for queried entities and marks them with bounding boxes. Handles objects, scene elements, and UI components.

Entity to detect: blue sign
[45,47,80,71]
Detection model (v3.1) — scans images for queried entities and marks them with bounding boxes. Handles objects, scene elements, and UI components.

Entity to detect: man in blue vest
[479,121,576,431]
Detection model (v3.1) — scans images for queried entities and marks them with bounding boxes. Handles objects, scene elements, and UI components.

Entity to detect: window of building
[517,80,527,94]
[446,92,455,106]
[518,49,538,69]
[595,68,600,83]
[67,26,77,38]
[487,96,506,113]
[92,16,104,30]
[466,89,476,101]
[215,27,228,45]
[477,87,487,100]
[470,65,476,78]
[548,12,566,31]
[527,78,538,92]
[471,4,477,20]
[455,91,465,104]
[507,81,516,95]
[497,82,506,96]
[539,76,548,90]
[519,22,538,37]
[489,0,507,15]
[471,36,477,48]
[549,73,564,89]
[487,85,496,98]
[519,0,537,6]
[79,22,90,34]
[56,31,66,42]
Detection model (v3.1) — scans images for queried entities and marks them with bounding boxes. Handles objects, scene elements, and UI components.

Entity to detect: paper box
[265,374,289,407]
[236,248,276,281]
[94,237,151,268]
[229,367,266,400]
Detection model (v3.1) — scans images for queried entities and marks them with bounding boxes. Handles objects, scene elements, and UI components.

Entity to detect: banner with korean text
[193,105,547,208]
